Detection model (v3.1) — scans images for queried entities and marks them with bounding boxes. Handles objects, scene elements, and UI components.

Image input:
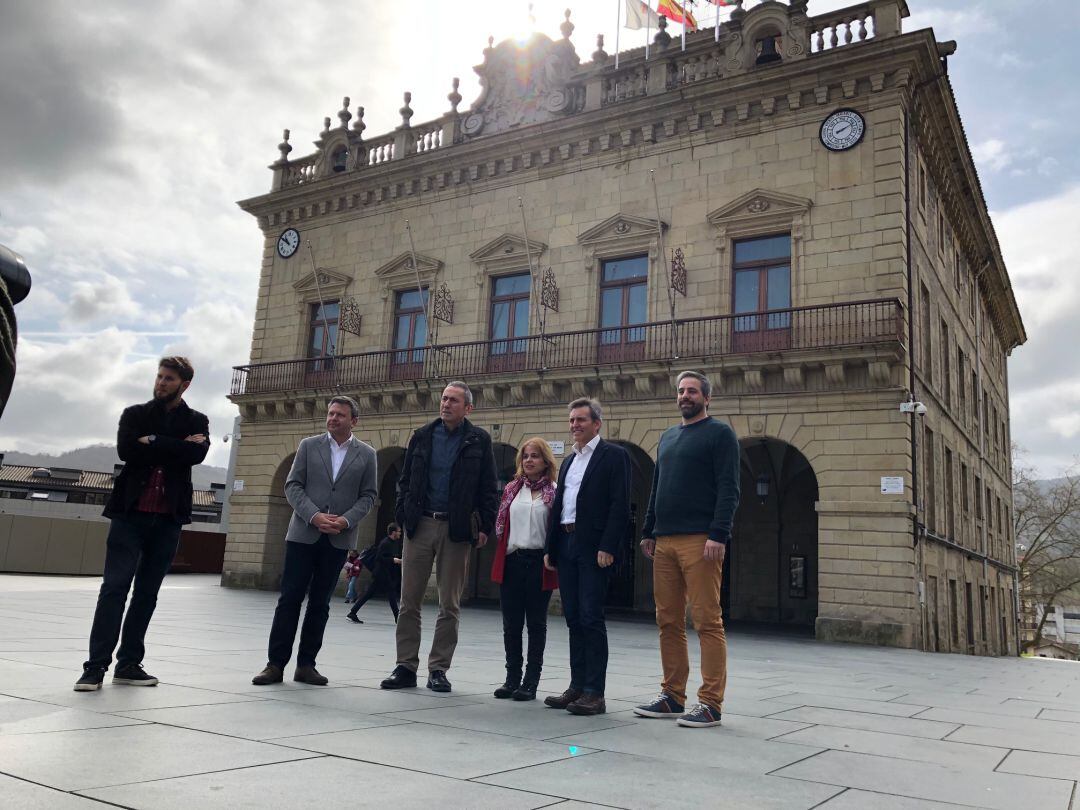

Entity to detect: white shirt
[327,433,351,481]
[507,485,551,553]
[560,434,600,524]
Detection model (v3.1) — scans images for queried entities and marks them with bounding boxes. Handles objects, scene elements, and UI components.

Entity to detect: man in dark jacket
[347,522,403,623]
[75,357,210,691]
[380,381,498,693]
[542,397,630,716]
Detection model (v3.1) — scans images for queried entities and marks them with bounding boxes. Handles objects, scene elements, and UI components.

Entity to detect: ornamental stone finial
[338,96,352,128]
[447,77,462,114]
[592,33,608,64]
[560,8,574,40]
[352,105,366,137]
[654,15,672,49]
[399,91,413,128]
[278,129,292,162]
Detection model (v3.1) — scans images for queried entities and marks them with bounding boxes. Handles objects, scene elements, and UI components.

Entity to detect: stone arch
[730,436,819,629]
[466,441,520,603]
[609,440,656,611]
[375,446,406,541]
[261,452,296,589]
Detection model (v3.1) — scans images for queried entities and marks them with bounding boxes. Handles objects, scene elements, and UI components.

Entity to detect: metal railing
[230,298,903,396]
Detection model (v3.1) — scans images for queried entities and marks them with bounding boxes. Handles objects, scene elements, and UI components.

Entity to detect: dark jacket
[395,417,498,543]
[103,399,210,525]
[374,534,403,587]
[544,438,631,565]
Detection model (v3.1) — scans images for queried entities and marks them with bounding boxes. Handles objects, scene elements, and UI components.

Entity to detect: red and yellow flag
[657,0,697,28]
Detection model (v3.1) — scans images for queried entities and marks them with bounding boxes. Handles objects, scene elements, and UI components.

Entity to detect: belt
[509,547,545,556]
[561,523,575,533]
[422,510,449,521]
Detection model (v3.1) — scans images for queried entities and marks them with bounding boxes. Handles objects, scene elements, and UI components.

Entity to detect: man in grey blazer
[252,396,377,686]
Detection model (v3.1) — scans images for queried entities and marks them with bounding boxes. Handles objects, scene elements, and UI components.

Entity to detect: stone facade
[225,1,1025,655]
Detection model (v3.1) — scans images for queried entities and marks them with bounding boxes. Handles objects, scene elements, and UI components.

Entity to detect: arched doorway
[375,447,406,541]
[610,441,655,611]
[261,453,296,590]
[729,438,818,629]
[467,441,519,603]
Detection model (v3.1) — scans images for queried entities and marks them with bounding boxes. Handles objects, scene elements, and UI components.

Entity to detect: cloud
[66,274,141,324]
[998,185,1080,476]
[972,139,1011,173]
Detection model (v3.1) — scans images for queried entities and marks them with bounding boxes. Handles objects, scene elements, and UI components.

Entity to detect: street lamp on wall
[756,472,771,504]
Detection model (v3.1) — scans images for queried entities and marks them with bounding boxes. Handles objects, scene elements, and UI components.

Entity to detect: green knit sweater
[642,417,741,544]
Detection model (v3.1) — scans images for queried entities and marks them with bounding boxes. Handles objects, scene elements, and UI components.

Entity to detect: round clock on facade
[819,109,866,152]
[277,228,300,259]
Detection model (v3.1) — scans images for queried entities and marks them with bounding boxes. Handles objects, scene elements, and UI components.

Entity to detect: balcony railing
[230,298,903,397]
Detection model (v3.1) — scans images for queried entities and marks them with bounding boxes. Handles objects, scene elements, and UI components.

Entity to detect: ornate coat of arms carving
[462,34,581,139]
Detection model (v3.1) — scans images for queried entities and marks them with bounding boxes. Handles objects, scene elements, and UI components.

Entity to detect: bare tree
[1013,449,1080,651]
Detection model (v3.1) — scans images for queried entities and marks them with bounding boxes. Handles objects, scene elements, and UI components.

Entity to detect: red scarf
[494,474,556,541]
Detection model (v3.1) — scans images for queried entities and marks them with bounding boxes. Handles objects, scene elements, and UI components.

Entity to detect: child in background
[343,550,361,602]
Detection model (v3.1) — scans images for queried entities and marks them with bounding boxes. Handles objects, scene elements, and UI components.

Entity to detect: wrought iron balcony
[230,298,904,397]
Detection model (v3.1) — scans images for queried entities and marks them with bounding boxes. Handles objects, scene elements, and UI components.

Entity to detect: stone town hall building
[224,0,1025,655]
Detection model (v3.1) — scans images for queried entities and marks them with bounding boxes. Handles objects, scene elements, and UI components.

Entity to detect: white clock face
[820,109,866,152]
[277,228,300,258]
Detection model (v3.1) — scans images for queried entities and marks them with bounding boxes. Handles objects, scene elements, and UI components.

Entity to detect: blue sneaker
[633,692,684,719]
[677,703,722,728]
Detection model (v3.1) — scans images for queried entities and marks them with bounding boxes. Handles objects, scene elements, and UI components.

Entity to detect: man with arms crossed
[380,381,498,693]
[75,357,209,691]
[543,397,630,716]
[635,371,740,728]
[252,395,377,686]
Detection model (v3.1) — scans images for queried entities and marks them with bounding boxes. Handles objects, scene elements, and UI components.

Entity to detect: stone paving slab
[772,749,1073,810]
[2,573,1080,809]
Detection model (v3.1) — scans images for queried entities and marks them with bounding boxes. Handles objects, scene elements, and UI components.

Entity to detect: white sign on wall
[880,476,904,495]
[550,441,565,456]
[233,479,245,492]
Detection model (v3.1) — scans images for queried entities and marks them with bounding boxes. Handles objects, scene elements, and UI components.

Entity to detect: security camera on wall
[899,400,928,415]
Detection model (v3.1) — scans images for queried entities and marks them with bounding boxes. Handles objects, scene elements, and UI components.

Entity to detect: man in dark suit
[75,357,210,691]
[543,397,630,716]
[252,395,377,687]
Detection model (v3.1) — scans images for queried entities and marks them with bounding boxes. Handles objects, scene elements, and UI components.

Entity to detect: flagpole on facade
[715,0,721,42]
[681,1,688,51]
[517,197,548,369]
[404,219,437,377]
[649,170,679,359]
[615,0,621,68]
[304,240,336,359]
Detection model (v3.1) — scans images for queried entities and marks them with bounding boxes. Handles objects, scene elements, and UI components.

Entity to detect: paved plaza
[1,574,1078,809]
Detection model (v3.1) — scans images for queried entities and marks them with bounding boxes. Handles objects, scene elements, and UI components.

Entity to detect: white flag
[624,0,660,30]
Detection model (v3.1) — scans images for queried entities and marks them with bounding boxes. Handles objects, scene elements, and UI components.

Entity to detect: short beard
[154,388,181,406]
[679,401,704,419]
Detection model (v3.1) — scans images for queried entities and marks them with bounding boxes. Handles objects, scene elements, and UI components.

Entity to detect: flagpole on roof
[715,0,721,42]
[615,0,621,68]
[682,0,688,51]
[645,0,651,59]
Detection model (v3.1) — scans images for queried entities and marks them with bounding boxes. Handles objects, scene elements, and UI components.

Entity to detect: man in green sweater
[635,370,740,728]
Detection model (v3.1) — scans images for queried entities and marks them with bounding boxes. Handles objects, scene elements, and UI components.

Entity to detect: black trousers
[499,550,552,683]
[85,513,182,671]
[348,575,400,620]
[556,531,611,696]
[267,535,347,668]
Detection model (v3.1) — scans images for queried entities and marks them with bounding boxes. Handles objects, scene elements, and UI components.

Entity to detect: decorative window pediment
[707,189,812,228]
[577,213,667,272]
[374,252,444,292]
[469,233,547,275]
[292,268,352,303]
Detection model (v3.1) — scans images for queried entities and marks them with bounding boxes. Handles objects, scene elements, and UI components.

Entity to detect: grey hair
[568,397,603,422]
[328,395,360,419]
[676,370,711,398]
[444,380,473,406]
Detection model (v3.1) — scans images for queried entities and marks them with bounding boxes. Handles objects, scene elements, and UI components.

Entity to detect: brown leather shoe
[566,693,606,715]
[251,664,283,686]
[293,665,329,686]
[544,687,583,709]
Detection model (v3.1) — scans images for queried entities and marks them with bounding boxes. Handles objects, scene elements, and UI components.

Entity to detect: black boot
[513,666,540,701]
[494,672,521,699]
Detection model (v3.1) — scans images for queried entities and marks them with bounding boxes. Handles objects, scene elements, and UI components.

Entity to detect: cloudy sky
[1,0,1077,476]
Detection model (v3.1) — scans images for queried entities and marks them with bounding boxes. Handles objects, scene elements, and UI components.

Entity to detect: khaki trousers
[395,516,471,674]
[653,533,727,710]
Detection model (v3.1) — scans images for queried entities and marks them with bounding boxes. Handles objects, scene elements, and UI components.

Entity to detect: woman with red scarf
[490,437,559,701]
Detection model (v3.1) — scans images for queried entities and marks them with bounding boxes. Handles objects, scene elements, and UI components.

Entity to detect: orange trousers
[653,533,727,710]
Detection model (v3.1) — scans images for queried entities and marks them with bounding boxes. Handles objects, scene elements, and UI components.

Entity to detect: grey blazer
[284,434,378,551]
